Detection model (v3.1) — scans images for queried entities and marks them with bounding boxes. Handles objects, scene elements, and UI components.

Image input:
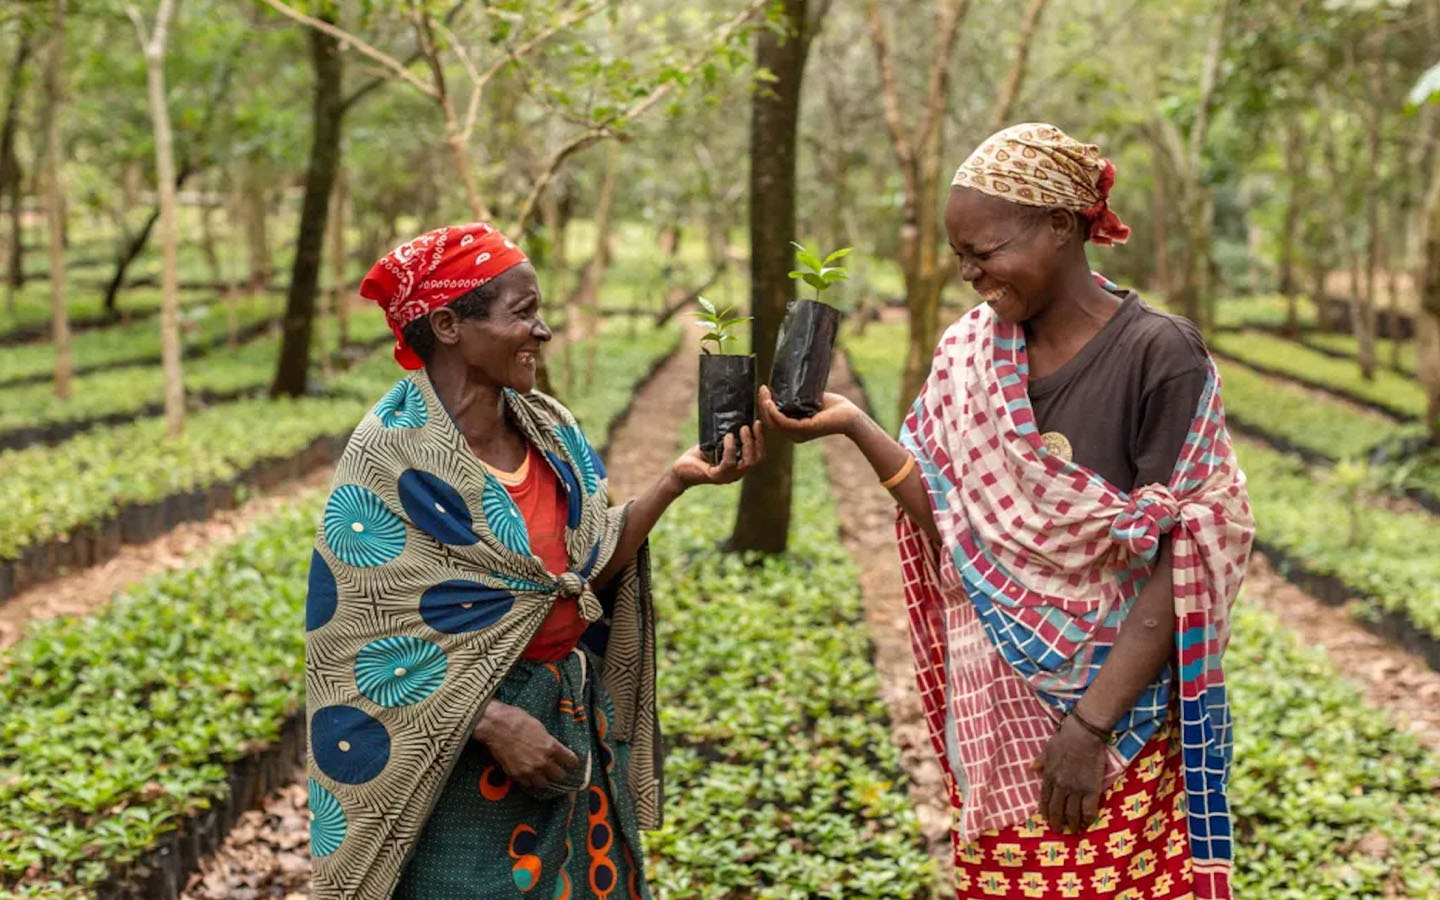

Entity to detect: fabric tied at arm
[1109,484,1180,563]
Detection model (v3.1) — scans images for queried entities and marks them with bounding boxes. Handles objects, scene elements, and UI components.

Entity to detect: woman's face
[943,186,1066,324]
[443,262,552,392]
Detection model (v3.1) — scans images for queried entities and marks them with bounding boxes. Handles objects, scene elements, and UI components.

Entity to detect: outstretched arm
[758,386,939,545]
[592,423,765,587]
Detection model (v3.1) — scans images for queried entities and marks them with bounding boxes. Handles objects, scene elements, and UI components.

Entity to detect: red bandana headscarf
[359,222,530,369]
[951,122,1132,247]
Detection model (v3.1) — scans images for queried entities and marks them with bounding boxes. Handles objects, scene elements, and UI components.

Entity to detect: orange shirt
[486,445,588,661]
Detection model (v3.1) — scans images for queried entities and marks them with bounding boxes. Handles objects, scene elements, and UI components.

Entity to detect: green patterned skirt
[394,649,650,900]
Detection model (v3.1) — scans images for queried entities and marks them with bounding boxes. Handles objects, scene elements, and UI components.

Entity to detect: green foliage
[1228,605,1440,899]
[1211,330,1428,421]
[647,440,937,899]
[1218,360,1412,461]
[787,241,852,304]
[1237,439,1440,639]
[0,292,282,385]
[693,295,751,355]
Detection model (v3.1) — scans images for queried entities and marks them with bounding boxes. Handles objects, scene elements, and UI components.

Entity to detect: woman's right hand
[473,700,579,790]
[758,385,863,443]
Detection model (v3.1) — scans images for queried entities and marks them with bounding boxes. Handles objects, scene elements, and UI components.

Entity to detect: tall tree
[270,15,342,397]
[0,27,30,307]
[127,0,183,436]
[865,0,966,421]
[43,0,68,400]
[729,0,814,554]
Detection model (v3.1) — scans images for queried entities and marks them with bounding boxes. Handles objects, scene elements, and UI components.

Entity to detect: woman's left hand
[671,422,766,488]
[1034,717,1108,833]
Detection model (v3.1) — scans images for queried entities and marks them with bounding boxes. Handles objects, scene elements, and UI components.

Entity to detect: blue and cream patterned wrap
[304,369,659,900]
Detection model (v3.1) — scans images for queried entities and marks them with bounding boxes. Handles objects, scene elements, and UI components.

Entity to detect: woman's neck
[426,356,515,456]
[1025,263,1122,353]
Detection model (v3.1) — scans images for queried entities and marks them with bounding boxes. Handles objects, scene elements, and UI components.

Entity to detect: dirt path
[182,336,698,900]
[0,465,335,656]
[822,353,954,887]
[1244,554,1440,753]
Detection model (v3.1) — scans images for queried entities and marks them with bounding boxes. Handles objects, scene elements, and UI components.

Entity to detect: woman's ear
[429,307,461,347]
[1046,208,1082,247]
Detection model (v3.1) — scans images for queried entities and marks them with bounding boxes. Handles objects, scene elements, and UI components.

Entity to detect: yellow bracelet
[880,454,916,490]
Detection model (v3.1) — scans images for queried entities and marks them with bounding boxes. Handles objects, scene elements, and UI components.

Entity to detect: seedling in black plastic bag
[694,296,756,465]
[770,242,852,418]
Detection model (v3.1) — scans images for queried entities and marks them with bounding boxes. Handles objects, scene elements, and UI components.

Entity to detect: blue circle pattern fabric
[306,549,339,631]
[324,485,407,567]
[419,580,517,634]
[374,380,428,429]
[355,636,448,707]
[397,469,479,546]
[312,705,392,785]
[308,778,347,857]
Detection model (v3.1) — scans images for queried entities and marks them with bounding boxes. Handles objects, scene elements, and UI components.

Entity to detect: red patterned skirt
[951,722,1195,900]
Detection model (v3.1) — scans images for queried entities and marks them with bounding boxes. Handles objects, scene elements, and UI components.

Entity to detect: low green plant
[788,241,852,304]
[694,296,751,354]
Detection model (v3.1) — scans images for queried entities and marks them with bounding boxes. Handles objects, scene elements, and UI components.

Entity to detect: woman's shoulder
[1122,293,1211,382]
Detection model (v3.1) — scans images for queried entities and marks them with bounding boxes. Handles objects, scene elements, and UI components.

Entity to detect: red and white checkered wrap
[894,304,1253,848]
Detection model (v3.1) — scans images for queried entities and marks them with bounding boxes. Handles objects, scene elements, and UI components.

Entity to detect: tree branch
[864,0,914,176]
[915,0,967,158]
[511,0,768,233]
[256,0,439,98]
[987,0,1047,132]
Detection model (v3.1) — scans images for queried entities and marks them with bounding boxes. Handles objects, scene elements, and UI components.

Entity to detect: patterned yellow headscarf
[952,122,1131,246]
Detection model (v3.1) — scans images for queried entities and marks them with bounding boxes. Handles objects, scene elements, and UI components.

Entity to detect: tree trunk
[44,0,68,400]
[0,31,30,309]
[1357,50,1384,379]
[270,21,343,397]
[1418,142,1440,443]
[583,141,620,382]
[328,165,349,349]
[198,171,235,344]
[1151,171,1170,300]
[139,0,184,436]
[1279,118,1305,336]
[242,161,271,293]
[729,0,809,554]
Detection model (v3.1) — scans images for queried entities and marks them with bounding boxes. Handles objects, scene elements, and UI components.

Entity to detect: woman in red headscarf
[305,223,763,900]
[761,124,1253,900]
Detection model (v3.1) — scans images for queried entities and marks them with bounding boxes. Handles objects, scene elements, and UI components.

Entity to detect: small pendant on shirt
[1040,431,1073,462]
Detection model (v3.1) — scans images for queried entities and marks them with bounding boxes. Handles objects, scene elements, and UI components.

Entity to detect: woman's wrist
[473,701,513,744]
[660,467,689,498]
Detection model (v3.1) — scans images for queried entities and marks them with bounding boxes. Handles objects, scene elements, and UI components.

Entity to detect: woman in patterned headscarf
[762,124,1253,900]
[305,223,764,900]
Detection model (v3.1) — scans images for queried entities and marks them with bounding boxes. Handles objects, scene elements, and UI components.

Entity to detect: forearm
[1073,541,1176,729]
[592,470,686,586]
[847,413,941,545]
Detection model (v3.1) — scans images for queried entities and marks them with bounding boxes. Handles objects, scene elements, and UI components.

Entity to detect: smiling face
[943,186,1079,325]
[429,262,551,393]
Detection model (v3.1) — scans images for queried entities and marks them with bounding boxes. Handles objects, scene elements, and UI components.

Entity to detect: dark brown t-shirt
[1027,292,1209,492]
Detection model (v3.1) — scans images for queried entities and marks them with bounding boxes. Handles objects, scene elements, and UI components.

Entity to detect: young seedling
[788,242,853,304]
[694,296,752,354]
